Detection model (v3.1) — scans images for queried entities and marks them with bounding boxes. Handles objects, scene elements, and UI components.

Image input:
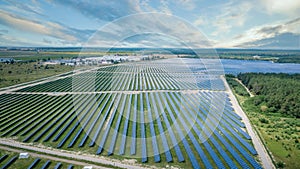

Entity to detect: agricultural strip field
[0,58,262,168]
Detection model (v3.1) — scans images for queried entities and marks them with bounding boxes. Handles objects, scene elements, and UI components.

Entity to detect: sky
[0,0,299,49]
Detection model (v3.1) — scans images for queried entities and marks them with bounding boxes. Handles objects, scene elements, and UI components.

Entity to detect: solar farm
[0,58,262,168]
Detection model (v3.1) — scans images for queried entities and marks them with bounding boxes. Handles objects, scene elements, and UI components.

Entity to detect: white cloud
[84,13,213,48]
[259,0,300,16]
[0,10,78,42]
[193,16,205,27]
[1,0,44,17]
[52,0,142,22]
[0,33,47,46]
[1,0,298,48]
[176,0,196,11]
[159,0,172,14]
[211,1,252,36]
[139,0,157,12]
[216,17,300,48]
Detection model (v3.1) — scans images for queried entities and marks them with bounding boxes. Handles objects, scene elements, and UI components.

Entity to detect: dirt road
[221,76,274,169]
[0,145,110,169]
[0,138,148,169]
[234,78,254,97]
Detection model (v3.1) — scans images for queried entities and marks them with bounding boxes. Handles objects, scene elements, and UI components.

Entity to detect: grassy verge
[226,75,300,169]
[0,62,74,88]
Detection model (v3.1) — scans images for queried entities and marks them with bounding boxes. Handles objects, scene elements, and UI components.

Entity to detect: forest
[237,73,300,118]
[227,73,300,168]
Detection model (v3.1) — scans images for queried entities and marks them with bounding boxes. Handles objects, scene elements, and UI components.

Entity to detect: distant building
[253,55,261,59]
[19,152,29,159]
[83,166,93,169]
[43,61,59,65]
[65,62,75,66]
[101,60,108,64]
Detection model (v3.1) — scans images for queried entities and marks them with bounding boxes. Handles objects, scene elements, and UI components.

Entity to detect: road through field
[0,138,148,169]
[0,145,111,169]
[0,65,112,94]
[234,78,254,97]
[221,76,275,169]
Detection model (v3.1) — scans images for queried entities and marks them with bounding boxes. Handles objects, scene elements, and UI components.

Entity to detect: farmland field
[0,58,262,168]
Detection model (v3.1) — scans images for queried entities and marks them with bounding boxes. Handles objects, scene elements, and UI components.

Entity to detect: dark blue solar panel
[96,94,122,154]
[0,154,8,163]
[135,74,138,91]
[23,97,71,142]
[169,93,213,169]
[119,94,132,155]
[41,160,51,169]
[68,95,103,148]
[54,162,62,169]
[155,92,184,162]
[79,93,110,147]
[34,103,73,142]
[201,105,253,167]
[188,93,250,168]
[150,92,173,162]
[161,93,200,169]
[145,93,160,162]
[1,156,17,169]
[140,93,147,163]
[107,94,127,155]
[178,93,226,169]
[183,94,238,168]
[57,96,95,148]
[89,94,116,147]
[130,94,137,155]
[54,95,93,142]
[139,73,143,90]
[198,92,257,155]
[27,158,41,169]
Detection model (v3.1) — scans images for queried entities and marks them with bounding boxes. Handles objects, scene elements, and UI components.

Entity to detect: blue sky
[0,0,299,49]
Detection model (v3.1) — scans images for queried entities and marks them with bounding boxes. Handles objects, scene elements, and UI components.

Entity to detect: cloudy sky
[0,0,299,49]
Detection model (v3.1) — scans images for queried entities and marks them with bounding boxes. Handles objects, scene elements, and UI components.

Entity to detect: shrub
[259,118,269,124]
[276,161,285,168]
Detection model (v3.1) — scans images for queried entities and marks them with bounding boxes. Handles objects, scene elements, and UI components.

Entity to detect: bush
[276,161,285,168]
[259,118,269,124]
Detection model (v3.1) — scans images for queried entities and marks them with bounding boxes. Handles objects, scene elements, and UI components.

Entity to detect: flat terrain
[0,62,73,88]
[0,58,263,169]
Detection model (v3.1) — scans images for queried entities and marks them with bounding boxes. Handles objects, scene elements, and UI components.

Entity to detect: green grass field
[0,62,73,88]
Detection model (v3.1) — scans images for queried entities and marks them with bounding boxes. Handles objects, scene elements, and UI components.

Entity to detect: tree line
[237,73,300,118]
